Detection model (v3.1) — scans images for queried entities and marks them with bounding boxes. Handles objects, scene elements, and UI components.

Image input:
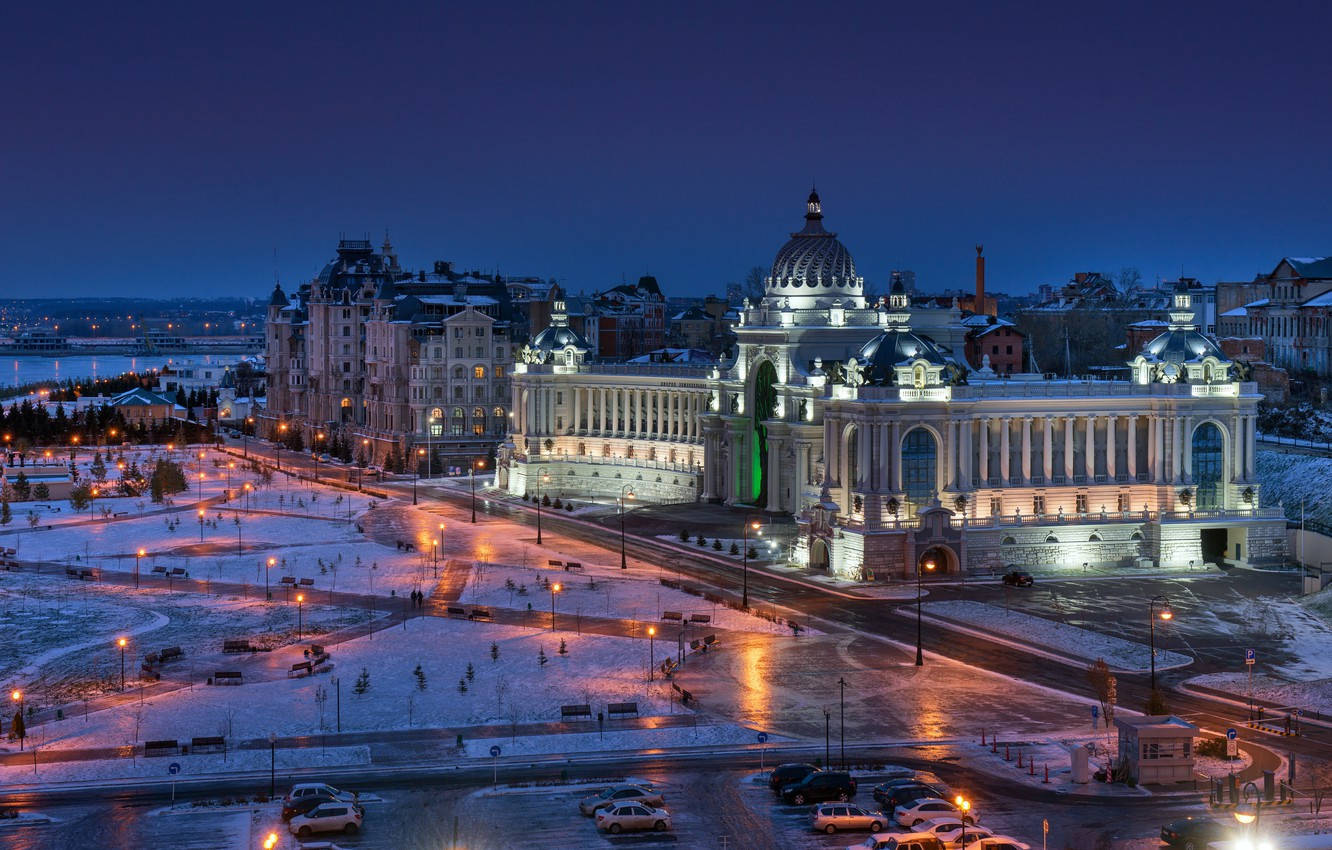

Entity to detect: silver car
[812,803,888,834]
[578,784,665,815]
[595,802,671,833]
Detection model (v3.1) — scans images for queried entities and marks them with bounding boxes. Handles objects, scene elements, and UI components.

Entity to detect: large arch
[901,427,939,510]
[810,538,831,571]
[1192,421,1225,510]
[751,360,778,506]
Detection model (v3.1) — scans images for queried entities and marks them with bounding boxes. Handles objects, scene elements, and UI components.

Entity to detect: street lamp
[955,795,972,845]
[135,548,145,589]
[741,517,761,609]
[266,556,276,601]
[117,637,127,691]
[648,625,656,680]
[358,439,370,490]
[471,458,485,523]
[313,432,325,481]
[1234,781,1264,844]
[535,467,550,545]
[550,582,561,631]
[276,424,288,470]
[618,485,636,569]
[197,508,206,542]
[916,557,937,666]
[413,447,425,505]
[10,690,22,751]
[296,593,304,640]
[1149,595,1174,700]
[243,417,254,459]
[838,676,846,768]
[243,482,252,513]
[268,731,277,797]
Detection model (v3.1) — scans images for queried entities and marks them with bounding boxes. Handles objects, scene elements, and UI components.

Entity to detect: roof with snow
[1219,307,1249,318]
[1301,290,1332,308]
[1284,257,1332,278]
[110,387,177,407]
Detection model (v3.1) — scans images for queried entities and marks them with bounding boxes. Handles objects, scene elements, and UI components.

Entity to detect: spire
[806,186,823,222]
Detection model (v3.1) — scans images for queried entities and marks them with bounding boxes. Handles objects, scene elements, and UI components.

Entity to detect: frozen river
[0,354,246,391]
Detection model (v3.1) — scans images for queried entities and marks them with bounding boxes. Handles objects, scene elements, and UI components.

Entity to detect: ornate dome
[855,329,951,384]
[531,324,589,351]
[1140,328,1224,365]
[766,190,862,302]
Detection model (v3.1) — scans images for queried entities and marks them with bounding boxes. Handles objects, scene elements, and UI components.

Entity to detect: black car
[880,783,948,811]
[281,794,335,821]
[1002,570,1034,587]
[871,779,946,807]
[1160,817,1231,849]
[780,771,857,805]
[769,763,820,794]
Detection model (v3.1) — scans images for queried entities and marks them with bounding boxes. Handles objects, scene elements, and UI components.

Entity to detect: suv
[878,783,948,811]
[781,771,857,805]
[1160,817,1231,849]
[872,778,946,807]
[769,763,820,794]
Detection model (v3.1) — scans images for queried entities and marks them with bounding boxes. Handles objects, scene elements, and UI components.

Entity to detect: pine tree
[11,710,23,743]
[32,483,49,500]
[490,642,499,662]
[413,664,427,691]
[538,647,548,667]
[458,677,467,693]
[466,662,475,681]
[0,499,10,526]
[353,667,371,695]
[558,638,567,656]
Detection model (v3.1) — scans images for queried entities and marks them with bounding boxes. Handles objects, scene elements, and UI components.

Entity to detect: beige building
[1115,715,1199,784]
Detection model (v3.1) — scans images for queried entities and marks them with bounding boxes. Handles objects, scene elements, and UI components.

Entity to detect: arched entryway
[752,360,778,506]
[1192,421,1224,510]
[810,538,831,571]
[918,544,958,575]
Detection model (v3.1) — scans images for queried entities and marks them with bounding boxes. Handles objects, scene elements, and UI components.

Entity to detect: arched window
[452,366,465,379]
[428,407,444,436]
[1192,422,1224,509]
[492,406,504,418]
[474,365,486,379]
[472,407,484,419]
[913,364,926,388]
[901,427,938,506]
[1088,533,1102,542]
[1130,531,1143,541]
[1001,536,1016,546]
[1045,534,1059,543]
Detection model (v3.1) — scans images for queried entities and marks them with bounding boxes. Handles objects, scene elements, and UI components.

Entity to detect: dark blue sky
[4,1,1331,299]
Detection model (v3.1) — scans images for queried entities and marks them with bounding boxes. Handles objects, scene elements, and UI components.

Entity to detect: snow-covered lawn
[920,600,1191,672]
[1257,448,1327,526]
[462,723,787,759]
[26,616,704,754]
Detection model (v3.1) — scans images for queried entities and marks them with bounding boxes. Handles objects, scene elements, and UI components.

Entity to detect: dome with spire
[766,189,863,307]
[1128,279,1232,384]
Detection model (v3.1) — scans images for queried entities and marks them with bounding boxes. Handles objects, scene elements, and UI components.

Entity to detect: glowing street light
[135,548,145,588]
[550,582,561,632]
[916,558,937,666]
[296,593,305,640]
[955,795,972,845]
[471,458,486,523]
[10,690,23,751]
[742,517,761,609]
[117,637,128,691]
[198,508,206,542]
[648,625,657,680]
[535,467,550,545]
[1149,595,1174,699]
[413,447,425,505]
[266,556,276,601]
[619,485,635,570]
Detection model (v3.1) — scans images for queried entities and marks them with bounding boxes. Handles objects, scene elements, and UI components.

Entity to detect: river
[0,354,249,391]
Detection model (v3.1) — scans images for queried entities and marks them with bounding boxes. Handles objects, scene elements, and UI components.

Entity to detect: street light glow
[118,637,127,648]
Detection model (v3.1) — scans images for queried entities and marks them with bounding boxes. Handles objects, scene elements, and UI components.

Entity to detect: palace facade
[500,191,1287,577]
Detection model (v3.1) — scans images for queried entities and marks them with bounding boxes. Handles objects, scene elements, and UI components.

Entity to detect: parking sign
[1245,648,1256,666]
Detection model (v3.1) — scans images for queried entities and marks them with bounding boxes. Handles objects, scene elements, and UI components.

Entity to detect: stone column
[701,429,717,500]
[1246,414,1256,479]
[1084,415,1096,480]
[891,420,903,491]
[1126,415,1137,479]
[947,419,959,490]
[859,422,872,488]
[1155,415,1167,483]
[1063,416,1074,480]
[1106,414,1117,480]
[1042,417,1053,480]
[999,417,1011,485]
[978,418,989,484]
[959,417,972,490]
[1175,415,1186,483]
[824,417,837,486]
[1021,417,1032,483]
[766,437,782,512]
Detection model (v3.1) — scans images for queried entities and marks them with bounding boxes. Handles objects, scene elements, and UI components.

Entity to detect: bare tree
[1117,266,1142,291]
[1086,658,1117,730]
[742,266,767,302]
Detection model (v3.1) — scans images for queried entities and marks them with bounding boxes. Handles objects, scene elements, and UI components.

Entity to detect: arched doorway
[902,427,938,512]
[1192,422,1224,510]
[918,544,957,575]
[752,360,778,506]
[810,538,830,571]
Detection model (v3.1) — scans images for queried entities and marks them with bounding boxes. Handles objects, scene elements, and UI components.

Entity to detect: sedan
[811,803,888,834]
[594,802,671,833]
[1002,570,1034,587]
[1160,817,1232,849]
[894,797,966,828]
[578,784,664,815]
[960,837,1031,850]
[846,832,946,850]
[288,802,363,837]
[873,780,947,807]
[914,816,988,845]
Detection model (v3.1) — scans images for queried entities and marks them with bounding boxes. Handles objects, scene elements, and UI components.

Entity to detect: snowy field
[1256,448,1329,525]
[920,600,1192,672]
[461,723,786,759]
[0,745,370,789]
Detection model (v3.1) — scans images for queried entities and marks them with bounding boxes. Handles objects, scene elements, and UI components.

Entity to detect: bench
[159,646,184,663]
[279,576,296,585]
[403,542,416,552]
[659,658,679,678]
[65,568,79,578]
[560,704,593,720]
[191,736,226,755]
[548,559,564,568]
[79,569,99,580]
[144,740,180,758]
[671,683,696,706]
[222,639,254,654]
[298,577,315,587]
[689,639,703,652]
[564,561,583,571]
[661,611,683,622]
[468,608,493,621]
[688,614,711,624]
[703,634,718,649]
[289,661,312,678]
[308,644,325,657]
[607,701,639,718]
[446,606,467,618]
[169,568,186,577]
[151,565,168,575]
[113,511,129,517]
[211,671,243,686]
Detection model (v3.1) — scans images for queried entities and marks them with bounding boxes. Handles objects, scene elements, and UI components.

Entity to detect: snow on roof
[1243,298,1270,308]
[415,294,499,307]
[1301,291,1332,308]
[1219,307,1249,317]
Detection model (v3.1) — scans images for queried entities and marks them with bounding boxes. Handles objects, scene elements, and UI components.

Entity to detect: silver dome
[1141,328,1224,364]
[855,329,950,384]
[767,190,861,294]
[530,324,590,351]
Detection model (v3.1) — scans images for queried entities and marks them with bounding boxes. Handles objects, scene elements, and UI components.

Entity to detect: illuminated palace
[501,191,1287,578]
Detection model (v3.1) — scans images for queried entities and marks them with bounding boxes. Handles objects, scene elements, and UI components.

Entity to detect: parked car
[959,837,1031,850]
[846,832,946,850]
[914,816,989,845]
[781,771,857,805]
[872,779,947,807]
[812,803,887,834]
[284,783,357,805]
[1002,570,1034,587]
[894,797,967,828]
[1160,817,1232,849]
[282,794,335,821]
[578,784,665,815]
[769,763,821,793]
[594,802,672,833]
[288,802,363,837]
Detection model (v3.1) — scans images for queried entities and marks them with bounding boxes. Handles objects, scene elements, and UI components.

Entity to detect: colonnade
[515,382,709,443]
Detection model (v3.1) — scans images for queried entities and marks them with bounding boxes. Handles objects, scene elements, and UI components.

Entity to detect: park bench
[689,639,702,652]
[659,658,679,678]
[169,567,187,577]
[144,740,180,757]
[279,576,296,586]
[607,702,639,718]
[446,606,467,618]
[688,614,710,624]
[703,634,718,649]
[548,559,564,568]
[560,704,593,720]
[670,682,696,706]
[1,547,15,557]
[79,568,99,580]
[190,736,226,755]
[289,661,312,678]
[564,561,583,571]
[222,639,254,654]
[211,671,243,686]
[151,566,168,575]
[468,608,493,621]
[298,577,315,587]
[158,646,184,663]
[308,644,325,657]
[661,611,683,622]
[113,511,129,517]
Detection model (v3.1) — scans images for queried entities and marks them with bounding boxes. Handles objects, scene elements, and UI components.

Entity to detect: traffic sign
[489,745,501,758]
[1226,728,1237,740]
[1245,648,1256,666]
[757,732,769,744]
[168,762,180,775]
[1226,739,1238,757]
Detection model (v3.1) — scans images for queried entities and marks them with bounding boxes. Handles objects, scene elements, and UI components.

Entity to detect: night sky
[4,1,1332,299]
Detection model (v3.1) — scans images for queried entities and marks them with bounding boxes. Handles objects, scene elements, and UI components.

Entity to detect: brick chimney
[975,244,991,315]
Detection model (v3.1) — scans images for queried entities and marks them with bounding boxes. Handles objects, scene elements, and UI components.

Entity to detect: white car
[288,801,363,837]
[846,832,946,850]
[811,803,888,834]
[959,838,1030,850]
[285,782,356,804]
[915,816,989,845]
[594,801,671,833]
[894,797,966,828]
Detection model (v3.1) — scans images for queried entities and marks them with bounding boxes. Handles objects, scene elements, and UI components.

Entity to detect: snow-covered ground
[1256,448,1329,525]
[920,600,1191,672]
[0,745,370,789]
[462,723,786,759]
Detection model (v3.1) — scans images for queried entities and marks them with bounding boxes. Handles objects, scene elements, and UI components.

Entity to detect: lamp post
[243,482,252,513]
[197,508,206,542]
[197,470,204,504]
[471,458,485,523]
[741,517,761,609]
[431,539,439,579]
[226,461,234,496]
[266,556,276,601]
[1234,781,1262,842]
[268,732,276,797]
[536,467,549,545]
[243,417,253,459]
[838,676,846,768]
[413,448,425,505]
[955,796,971,845]
[550,582,561,631]
[117,637,127,691]
[11,689,23,751]
[276,424,287,470]
[1149,594,1174,699]
[618,484,636,569]
[916,557,937,666]
[296,594,304,640]
[358,439,369,490]
[648,625,656,680]
[312,432,324,482]
[134,548,145,589]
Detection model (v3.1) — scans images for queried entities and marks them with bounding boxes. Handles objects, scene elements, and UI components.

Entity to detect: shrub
[679,528,689,542]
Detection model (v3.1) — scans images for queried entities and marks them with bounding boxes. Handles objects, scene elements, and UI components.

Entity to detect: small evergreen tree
[466,662,475,681]
[90,453,107,483]
[696,535,707,546]
[353,667,371,695]
[712,538,723,551]
[69,481,93,510]
[11,710,23,744]
[12,472,30,501]
[0,499,10,526]
[542,493,551,507]
[458,677,468,694]
[490,642,500,662]
[747,547,757,559]
[414,663,427,691]
[558,638,567,656]
[538,647,548,667]
[679,528,689,542]
[729,542,739,555]
[32,483,49,500]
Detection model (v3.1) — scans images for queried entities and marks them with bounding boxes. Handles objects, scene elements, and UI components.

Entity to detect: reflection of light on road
[739,641,770,725]
[913,681,949,740]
